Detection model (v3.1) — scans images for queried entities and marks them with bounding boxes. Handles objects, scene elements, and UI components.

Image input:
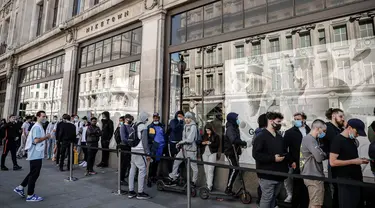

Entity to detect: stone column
[138,9,166,116]
[60,43,78,115]
[28,1,38,40]
[3,60,18,118]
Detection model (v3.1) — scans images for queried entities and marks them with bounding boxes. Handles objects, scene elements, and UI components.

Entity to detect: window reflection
[20,55,64,84]
[77,61,140,124]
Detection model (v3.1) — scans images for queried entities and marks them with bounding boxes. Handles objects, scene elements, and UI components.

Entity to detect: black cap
[124,114,132,119]
[153,113,160,118]
[347,118,367,136]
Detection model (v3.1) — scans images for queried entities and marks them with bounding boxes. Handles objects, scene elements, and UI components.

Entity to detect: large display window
[169,12,375,176]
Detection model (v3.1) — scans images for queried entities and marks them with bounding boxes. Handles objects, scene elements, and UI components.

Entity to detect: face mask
[120,122,124,125]
[74,118,78,122]
[349,132,356,139]
[294,120,303,128]
[41,118,47,124]
[154,121,159,125]
[178,117,183,121]
[318,132,326,139]
[236,119,240,125]
[272,122,282,131]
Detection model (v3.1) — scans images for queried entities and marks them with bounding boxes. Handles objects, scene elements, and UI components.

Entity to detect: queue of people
[3,108,375,207]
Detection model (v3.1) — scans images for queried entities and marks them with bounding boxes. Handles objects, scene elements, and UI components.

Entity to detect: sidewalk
[0,156,256,208]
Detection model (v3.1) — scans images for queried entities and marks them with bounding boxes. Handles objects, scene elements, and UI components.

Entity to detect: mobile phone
[280,153,288,157]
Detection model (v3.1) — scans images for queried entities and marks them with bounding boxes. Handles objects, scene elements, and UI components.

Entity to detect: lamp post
[177,54,186,111]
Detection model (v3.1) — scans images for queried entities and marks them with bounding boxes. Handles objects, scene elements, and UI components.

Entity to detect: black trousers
[120,145,131,181]
[59,142,72,169]
[21,159,42,196]
[226,154,239,189]
[81,142,88,162]
[328,165,339,208]
[100,140,110,166]
[87,147,98,172]
[292,177,309,208]
[338,181,363,208]
[56,142,61,165]
[1,139,18,167]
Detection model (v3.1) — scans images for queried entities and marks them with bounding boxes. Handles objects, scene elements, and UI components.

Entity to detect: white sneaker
[284,195,292,203]
[79,162,84,166]
[82,161,87,168]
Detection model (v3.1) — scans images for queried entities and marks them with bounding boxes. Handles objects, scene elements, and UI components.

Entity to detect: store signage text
[86,10,130,34]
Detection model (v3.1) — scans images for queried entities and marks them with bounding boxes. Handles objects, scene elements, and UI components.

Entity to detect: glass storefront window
[121,32,131,58]
[171,13,187,45]
[204,1,222,38]
[131,28,142,55]
[244,0,266,28]
[187,8,203,41]
[18,78,63,119]
[77,61,140,127]
[112,35,121,60]
[223,0,243,33]
[169,14,375,172]
[103,38,112,62]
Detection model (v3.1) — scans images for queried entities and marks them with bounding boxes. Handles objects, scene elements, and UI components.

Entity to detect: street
[0,156,256,208]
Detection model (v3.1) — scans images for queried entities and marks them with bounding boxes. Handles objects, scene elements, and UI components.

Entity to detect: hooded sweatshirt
[101,111,114,142]
[224,113,247,156]
[132,111,150,155]
[168,111,184,143]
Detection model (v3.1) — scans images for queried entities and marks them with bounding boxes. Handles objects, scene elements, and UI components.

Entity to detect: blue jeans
[46,138,56,159]
[259,178,282,208]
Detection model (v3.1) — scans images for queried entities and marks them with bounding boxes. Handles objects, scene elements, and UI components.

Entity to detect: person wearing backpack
[146,113,166,187]
[85,117,102,176]
[128,111,151,200]
[168,112,199,187]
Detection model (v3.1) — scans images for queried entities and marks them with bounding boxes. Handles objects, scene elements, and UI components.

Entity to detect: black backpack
[114,127,121,145]
[128,123,142,147]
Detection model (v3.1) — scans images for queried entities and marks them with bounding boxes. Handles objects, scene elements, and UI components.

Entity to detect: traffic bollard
[65,142,78,182]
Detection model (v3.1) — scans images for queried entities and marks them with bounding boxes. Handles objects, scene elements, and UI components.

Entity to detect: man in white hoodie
[128,111,151,200]
[168,112,198,186]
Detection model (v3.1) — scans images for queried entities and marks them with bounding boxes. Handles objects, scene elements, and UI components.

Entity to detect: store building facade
[0,0,374,190]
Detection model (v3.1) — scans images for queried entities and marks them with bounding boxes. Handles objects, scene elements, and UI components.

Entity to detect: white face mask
[74,118,78,122]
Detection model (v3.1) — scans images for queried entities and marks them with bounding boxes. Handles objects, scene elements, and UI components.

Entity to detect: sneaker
[13,165,22,171]
[26,194,44,202]
[284,195,292,203]
[79,162,84,167]
[120,180,128,186]
[96,162,104,167]
[89,171,97,175]
[225,187,234,196]
[82,161,87,168]
[137,192,151,200]
[14,187,25,198]
[128,191,137,199]
[1,166,9,171]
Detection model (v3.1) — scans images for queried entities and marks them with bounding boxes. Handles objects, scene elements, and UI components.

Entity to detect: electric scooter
[156,144,197,197]
[198,145,252,204]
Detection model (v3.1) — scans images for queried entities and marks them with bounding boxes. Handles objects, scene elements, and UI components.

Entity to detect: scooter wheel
[240,191,252,204]
[156,180,164,191]
[191,188,197,197]
[199,187,209,200]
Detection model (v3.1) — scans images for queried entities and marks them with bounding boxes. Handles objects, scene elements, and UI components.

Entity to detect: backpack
[114,127,121,145]
[369,141,375,160]
[128,123,142,147]
[195,126,202,145]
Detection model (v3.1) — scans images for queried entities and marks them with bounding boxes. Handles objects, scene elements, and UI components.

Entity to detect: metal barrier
[70,145,375,207]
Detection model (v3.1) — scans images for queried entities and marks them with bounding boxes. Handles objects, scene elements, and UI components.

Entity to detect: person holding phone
[330,118,369,208]
[253,112,289,208]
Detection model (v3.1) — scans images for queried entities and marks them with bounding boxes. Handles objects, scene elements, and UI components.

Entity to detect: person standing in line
[119,114,133,185]
[13,111,50,202]
[45,116,58,160]
[54,115,65,164]
[85,117,102,176]
[1,115,22,171]
[167,111,184,166]
[322,108,345,208]
[330,119,369,208]
[128,111,151,200]
[79,117,89,168]
[17,116,32,159]
[300,119,327,208]
[97,111,114,168]
[367,108,375,176]
[223,112,248,195]
[252,112,289,208]
[73,115,83,156]
[283,112,310,207]
[201,123,220,192]
[147,113,166,187]
[56,114,76,172]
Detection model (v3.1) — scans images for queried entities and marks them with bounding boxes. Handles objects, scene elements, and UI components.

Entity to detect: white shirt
[74,121,83,138]
[21,122,30,136]
[81,126,88,142]
[299,127,307,137]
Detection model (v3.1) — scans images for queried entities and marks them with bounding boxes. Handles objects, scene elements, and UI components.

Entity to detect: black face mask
[272,122,282,131]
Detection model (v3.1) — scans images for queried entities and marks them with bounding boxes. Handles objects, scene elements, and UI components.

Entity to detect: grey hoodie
[179,120,198,152]
[300,134,327,177]
[131,111,150,155]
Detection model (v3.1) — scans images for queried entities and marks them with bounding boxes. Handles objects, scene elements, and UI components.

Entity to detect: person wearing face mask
[16,116,32,159]
[55,114,76,171]
[201,123,220,191]
[330,119,369,208]
[167,111,185,158]
[79,117,89,168]
[223,112,248,195]
[119,114,133,185]
[72,115,83,156]
[97,111,114,168]
[283,112,311,206]
[300,119,328,208]
[45,116,58,160]
[252,112,289,208]
[1,115,22,171]
[146,113,166,187]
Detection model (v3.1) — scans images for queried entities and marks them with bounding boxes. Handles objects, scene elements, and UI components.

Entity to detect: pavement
[0,156,258,208]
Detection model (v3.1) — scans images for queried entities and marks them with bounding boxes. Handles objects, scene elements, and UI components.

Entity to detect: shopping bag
[74,148,79,165]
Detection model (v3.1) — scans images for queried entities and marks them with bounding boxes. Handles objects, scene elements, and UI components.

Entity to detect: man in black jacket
[56,114,76,171]
[284,112,310,207]
[86,117,102,176]
[97,111,114,168]
[253,112,289,208]
[1,115,22,171]
[223,112,247,195]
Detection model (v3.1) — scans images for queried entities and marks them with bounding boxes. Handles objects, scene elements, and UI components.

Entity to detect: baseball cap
[347,118,367,136]
[153,113,160,118]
